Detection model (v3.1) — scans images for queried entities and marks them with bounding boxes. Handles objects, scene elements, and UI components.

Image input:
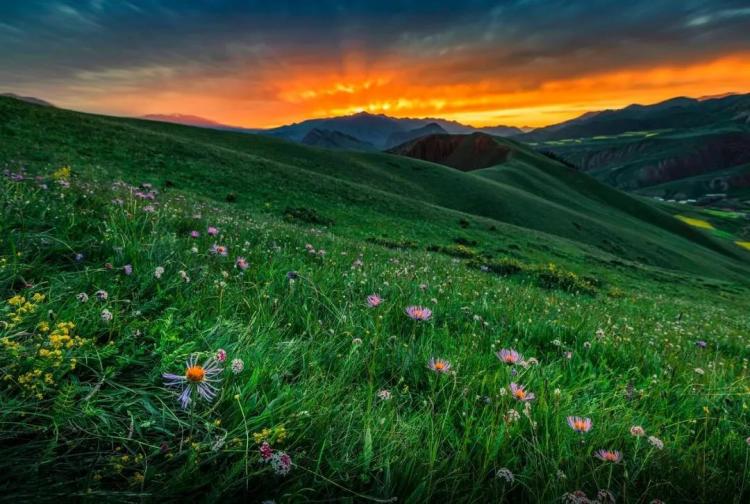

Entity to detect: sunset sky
[1,0,750,128]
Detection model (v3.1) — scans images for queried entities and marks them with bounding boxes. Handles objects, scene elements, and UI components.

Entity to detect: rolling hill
[1,95,748,286]
[517,93,750,142]
[300,128,375,150]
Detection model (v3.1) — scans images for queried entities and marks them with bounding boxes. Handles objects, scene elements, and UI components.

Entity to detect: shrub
[283,206,334,226]
[532,263,597,294]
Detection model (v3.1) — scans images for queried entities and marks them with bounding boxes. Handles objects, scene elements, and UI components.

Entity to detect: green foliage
[282,206,334,226]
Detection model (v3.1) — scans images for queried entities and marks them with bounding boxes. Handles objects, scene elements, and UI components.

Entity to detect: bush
[532,263,597,294]
[366,236,417,250]
[470,257,525,276]
[426,243,478,259]
[283,206,334,226]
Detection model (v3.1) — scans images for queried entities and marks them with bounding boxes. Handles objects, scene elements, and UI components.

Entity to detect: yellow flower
[31,293,45,303]
[7,295,25,306]
[52,166,71,180]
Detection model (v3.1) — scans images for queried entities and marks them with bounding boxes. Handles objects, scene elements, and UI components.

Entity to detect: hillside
[533,125,750,201]
[1,96,748,286]
[517,93,750,142]
[388,132,512,171]
[2,96,750,503]
[385,122,447,149]
[300,128,375,150]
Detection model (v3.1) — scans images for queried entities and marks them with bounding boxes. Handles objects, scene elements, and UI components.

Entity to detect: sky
[1,0,750,128]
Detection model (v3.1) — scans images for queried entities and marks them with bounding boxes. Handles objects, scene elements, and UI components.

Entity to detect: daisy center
[434,362,445,370]
[514,389,526,399]
[185,365,205,382]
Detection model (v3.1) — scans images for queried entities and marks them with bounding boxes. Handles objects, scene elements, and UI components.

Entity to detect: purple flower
[123,264,133,276]
[509,383,535,402]
[428,357,451,373]
[190,230,200,238]
[74,253,85,262]
[695,340,707,349]
[210,244,228,256]
[594,449,623,463]
[366,294,382,307]
[207,226,219,236]
[496,348,522,365]
[270,451,292,475]
[259,441,273,461]
[405,305,432,321]
[235,257,249,270]
[566,416,593,433]
[215,349,227,363]
[162,355,223,409]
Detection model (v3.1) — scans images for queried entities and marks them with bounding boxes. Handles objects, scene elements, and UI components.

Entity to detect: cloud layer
[2,0,749,127]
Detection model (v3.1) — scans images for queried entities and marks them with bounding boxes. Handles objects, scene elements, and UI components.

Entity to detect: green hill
[1,96,747,287]
[2,95,750,502]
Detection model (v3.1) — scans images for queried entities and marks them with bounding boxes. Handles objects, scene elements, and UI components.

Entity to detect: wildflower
[190,230,200,238]
[504,409,520,423]
[366,294,382,308]
[405,305,432,321]
[427,357,451,374]
[509,383,535,402]
[259,441,273,461]
[694,367,705,375]
[594,449,622,463]
[567,416,593,433]
[746,436,750,446]
[143,205,155,213]
[419,283,428,291]
[552,339,562,347]
[564,351,573,359]
[496,348,522,365]
[154,266,165,279]
[179,270,190,283]
[207,226,219,236]
[235,257,249,270]
[352,337,363,345]
[495,467,514,482]
[583,341,591,349]
[562,491,590,504]
[75,253,85,262]
[630,425,646,437]
[162,355,222,409]
[123,264,133,275]
[377,389,392,400]
[215,349,227,363]
[695,340,707,349]
[270,451,292,475]
[210,244,228,256]
[230,358,244,374]
[95,290,108,300]
[100,309,113,322]
[648,436,664,450]
[76,292,89,303]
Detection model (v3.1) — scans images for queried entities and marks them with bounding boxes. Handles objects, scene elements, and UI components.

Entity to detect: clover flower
[366,294,382,307]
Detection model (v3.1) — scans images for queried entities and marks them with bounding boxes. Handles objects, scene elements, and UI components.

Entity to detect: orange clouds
[70,51,750,128]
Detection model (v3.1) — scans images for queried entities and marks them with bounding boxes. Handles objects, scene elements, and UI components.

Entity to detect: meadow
[1,98,750,503]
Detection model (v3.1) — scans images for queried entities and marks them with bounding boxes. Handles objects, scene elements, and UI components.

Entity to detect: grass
[1,97,750,502]
[675,215,716,230]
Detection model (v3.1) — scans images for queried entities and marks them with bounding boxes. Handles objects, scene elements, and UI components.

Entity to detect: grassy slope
[1,97,750,502]
[1,97,748,287]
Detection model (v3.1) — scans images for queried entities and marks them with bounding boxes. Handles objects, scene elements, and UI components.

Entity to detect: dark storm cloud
[1,0,749,85]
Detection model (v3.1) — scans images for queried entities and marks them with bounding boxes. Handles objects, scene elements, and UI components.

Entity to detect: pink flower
[270,451,292,475]
[594,449,623,463]
[190,230,200,238]
[509,383,535,402]
[235,257,249,270]
[428,357,451,373]
[215,349,227,363]
[207,226,219,236]
[259,441,273,461]
[405,305,432,321]
[366,294,382,307]
[566,416,593,433]
[496,348,522,365]
[211,244,228,256]
[630,425,646,437]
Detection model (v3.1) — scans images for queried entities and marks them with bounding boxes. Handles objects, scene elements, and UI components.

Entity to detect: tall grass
[1,170,749,503]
